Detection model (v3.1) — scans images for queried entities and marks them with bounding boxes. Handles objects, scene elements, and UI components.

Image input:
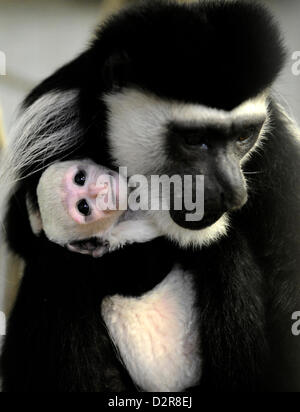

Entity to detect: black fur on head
[25,0,286,113]
[19,0,287,213]
[98,0,286,110]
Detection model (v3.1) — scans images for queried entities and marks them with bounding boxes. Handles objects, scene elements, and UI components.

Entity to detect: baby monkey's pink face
[63,162,125,225]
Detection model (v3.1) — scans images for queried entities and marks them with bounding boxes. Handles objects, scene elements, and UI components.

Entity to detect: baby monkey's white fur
[29,160,161,257]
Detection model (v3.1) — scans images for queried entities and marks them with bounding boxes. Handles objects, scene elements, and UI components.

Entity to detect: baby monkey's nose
[89,183,109,198]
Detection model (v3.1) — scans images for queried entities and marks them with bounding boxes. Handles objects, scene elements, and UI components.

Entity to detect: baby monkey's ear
[66,238,110,258]
[26,195,43,236]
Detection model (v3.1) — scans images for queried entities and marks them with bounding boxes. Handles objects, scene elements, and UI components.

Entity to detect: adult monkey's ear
[102,51,132,90]
[26,195,43,237]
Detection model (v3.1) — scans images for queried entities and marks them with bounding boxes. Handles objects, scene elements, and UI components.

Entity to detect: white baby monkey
[27,159,161,257]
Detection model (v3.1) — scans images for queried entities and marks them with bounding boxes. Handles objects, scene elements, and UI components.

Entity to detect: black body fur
[1,1,300,392]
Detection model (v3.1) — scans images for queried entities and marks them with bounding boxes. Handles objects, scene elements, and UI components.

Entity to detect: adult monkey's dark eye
[74,170,86,186]
[238,124,261,143]
[238,136,250,142]
[77,199,91,217]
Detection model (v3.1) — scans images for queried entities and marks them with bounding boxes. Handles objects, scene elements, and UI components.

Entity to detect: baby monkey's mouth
[67,237,110,258]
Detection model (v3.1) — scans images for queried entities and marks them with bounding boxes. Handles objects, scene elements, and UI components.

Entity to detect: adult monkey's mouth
[169,209,224,231]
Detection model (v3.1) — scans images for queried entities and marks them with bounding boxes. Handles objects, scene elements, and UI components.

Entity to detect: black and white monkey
[28,159,161,257]
[25,159,200,392]
[1,0,300,392]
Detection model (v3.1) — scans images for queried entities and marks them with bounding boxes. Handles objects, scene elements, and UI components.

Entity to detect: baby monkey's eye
[74,170,86,186]
[77,199,91,217]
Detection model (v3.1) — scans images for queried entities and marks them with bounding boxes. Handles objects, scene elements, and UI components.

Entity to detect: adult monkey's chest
[101,267,202,392]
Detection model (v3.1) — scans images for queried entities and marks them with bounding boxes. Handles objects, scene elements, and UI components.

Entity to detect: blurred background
[0,0,300,316]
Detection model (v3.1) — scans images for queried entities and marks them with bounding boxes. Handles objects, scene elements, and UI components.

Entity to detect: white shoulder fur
[101,266,202,392]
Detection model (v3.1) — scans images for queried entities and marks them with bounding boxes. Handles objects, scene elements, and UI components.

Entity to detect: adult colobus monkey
[0,0,300,392]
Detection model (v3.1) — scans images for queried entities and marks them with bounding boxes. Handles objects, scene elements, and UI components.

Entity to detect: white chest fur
[101,267,202,392]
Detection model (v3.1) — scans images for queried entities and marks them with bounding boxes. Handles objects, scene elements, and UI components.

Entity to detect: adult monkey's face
[1,1,285,251]
[99,0,284,247]
[104,89,268,244]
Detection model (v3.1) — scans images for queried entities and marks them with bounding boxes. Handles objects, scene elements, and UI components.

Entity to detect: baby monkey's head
[36,160,127,245]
